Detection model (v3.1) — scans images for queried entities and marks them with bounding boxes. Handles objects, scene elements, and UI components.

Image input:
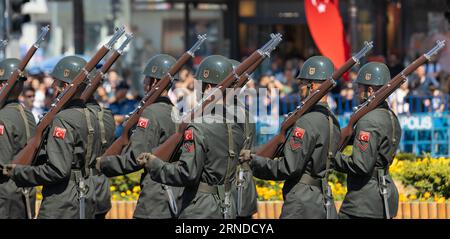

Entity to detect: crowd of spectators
[17,50,450,138]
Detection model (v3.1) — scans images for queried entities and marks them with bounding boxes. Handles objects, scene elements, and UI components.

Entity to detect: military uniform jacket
[147,110,245,219]
[11,99,101,219]
[0,101,36,219]
[100,97,182,219]
[86,100,115,215]
[251,103,340,219]
[333,102,401,218]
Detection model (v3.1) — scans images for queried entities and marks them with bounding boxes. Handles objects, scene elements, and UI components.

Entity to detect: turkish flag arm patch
[356,131,370,151]
[289,127,305,151]
[183,129,195,152]
[0,125,4,136]
[137,117,149,129]
[53,127,67,139]
[358,131,371,142]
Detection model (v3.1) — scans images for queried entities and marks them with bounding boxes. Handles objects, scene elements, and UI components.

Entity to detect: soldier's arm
[100,109,161,176]
[11,118,75,187]
[147,126,205,187]
[333,119,379,175]
[251,118,316,180]
[0,119,15,163]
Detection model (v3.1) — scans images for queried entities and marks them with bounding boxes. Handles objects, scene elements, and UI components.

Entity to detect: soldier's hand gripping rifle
[256,41,374,158]
[102,34,208,156]
[152,33,283,162]
[338,40,446,151]
[11,27,126,166]
[0,26,50,109]
[80,33,134,102]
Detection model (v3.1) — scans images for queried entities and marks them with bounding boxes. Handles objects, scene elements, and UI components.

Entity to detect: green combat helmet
[196,55,233,85]
[50,55,87,84]
[297,56,334,81]
[356,62,390,86]
[0,58,25,81]
[229,59,240,69]
[143,54,178,80]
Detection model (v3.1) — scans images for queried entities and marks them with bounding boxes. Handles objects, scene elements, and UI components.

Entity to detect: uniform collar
[4,99,19,105]
[155,96,173,106]
[64,99,86,109]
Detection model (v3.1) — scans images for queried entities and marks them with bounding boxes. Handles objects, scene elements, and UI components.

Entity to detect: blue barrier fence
[256,95,450,157]
[279,94,450,115]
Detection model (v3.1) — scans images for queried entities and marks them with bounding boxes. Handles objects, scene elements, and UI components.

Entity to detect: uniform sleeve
[333,119,379,176]
[11,118,75,187]
[0,119,16,164]
[100,109,161,176]
[251,119,317,180]
[147,126,205,187]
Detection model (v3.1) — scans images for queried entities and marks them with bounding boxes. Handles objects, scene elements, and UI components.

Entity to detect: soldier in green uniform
[240,56,340,219]
[0,58,37,219]
[137,55,245,219]
[333,62,401,219]
[228,59,258,219]
[2,56,101,219]
[95,54,182,219]
[85,91,115,219]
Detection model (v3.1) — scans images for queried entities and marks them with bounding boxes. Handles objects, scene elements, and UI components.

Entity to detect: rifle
[11,27,126,166]
[102,34,208,156]
[256,41,374,158]
[338,40,446,150]
[0,39,8,50]
[80,33,134,102]
[152,33,283,162]
[0,26,50,108]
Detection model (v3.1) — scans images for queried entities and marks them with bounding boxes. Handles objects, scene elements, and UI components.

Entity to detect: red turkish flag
[137,117,149,129]
[305,0,350,80]
[293,127,305,139]
[184,129,194,141]
[53,127,66,139]
[358,131,371,142]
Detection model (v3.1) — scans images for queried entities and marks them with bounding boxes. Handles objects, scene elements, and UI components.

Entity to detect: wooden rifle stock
[338,40,446,151]
[81,33,134,102]
[153,34,283,162]
[80,52,121,102]
[0,26,50,109]
[256,41,375,158]
[102,34,208,156]
[12,28,126,166]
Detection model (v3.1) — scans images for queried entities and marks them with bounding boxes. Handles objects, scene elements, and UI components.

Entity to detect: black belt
[298,174,322,188]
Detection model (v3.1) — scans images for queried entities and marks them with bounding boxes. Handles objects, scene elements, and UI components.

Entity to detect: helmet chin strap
[306,82,312,97]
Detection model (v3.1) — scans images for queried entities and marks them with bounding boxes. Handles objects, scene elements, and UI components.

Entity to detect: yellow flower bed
[32,157,450,203]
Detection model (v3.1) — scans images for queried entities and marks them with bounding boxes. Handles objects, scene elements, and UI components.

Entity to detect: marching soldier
[96,54,182,219]
[85,93,115,219]
[2,56,101,219]
[240,56,340,219]
[333,62,401,219]
[137,55,246,219]
[0,58,37,219]
[228,59,258,219]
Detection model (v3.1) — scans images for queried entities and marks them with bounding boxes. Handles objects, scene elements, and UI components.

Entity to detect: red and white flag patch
[184,129,194,141]
[293,127,305,139]
[53,127,66,139]
[358,131,371,142]
[0,125,4,136]
[137,117,149,129]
